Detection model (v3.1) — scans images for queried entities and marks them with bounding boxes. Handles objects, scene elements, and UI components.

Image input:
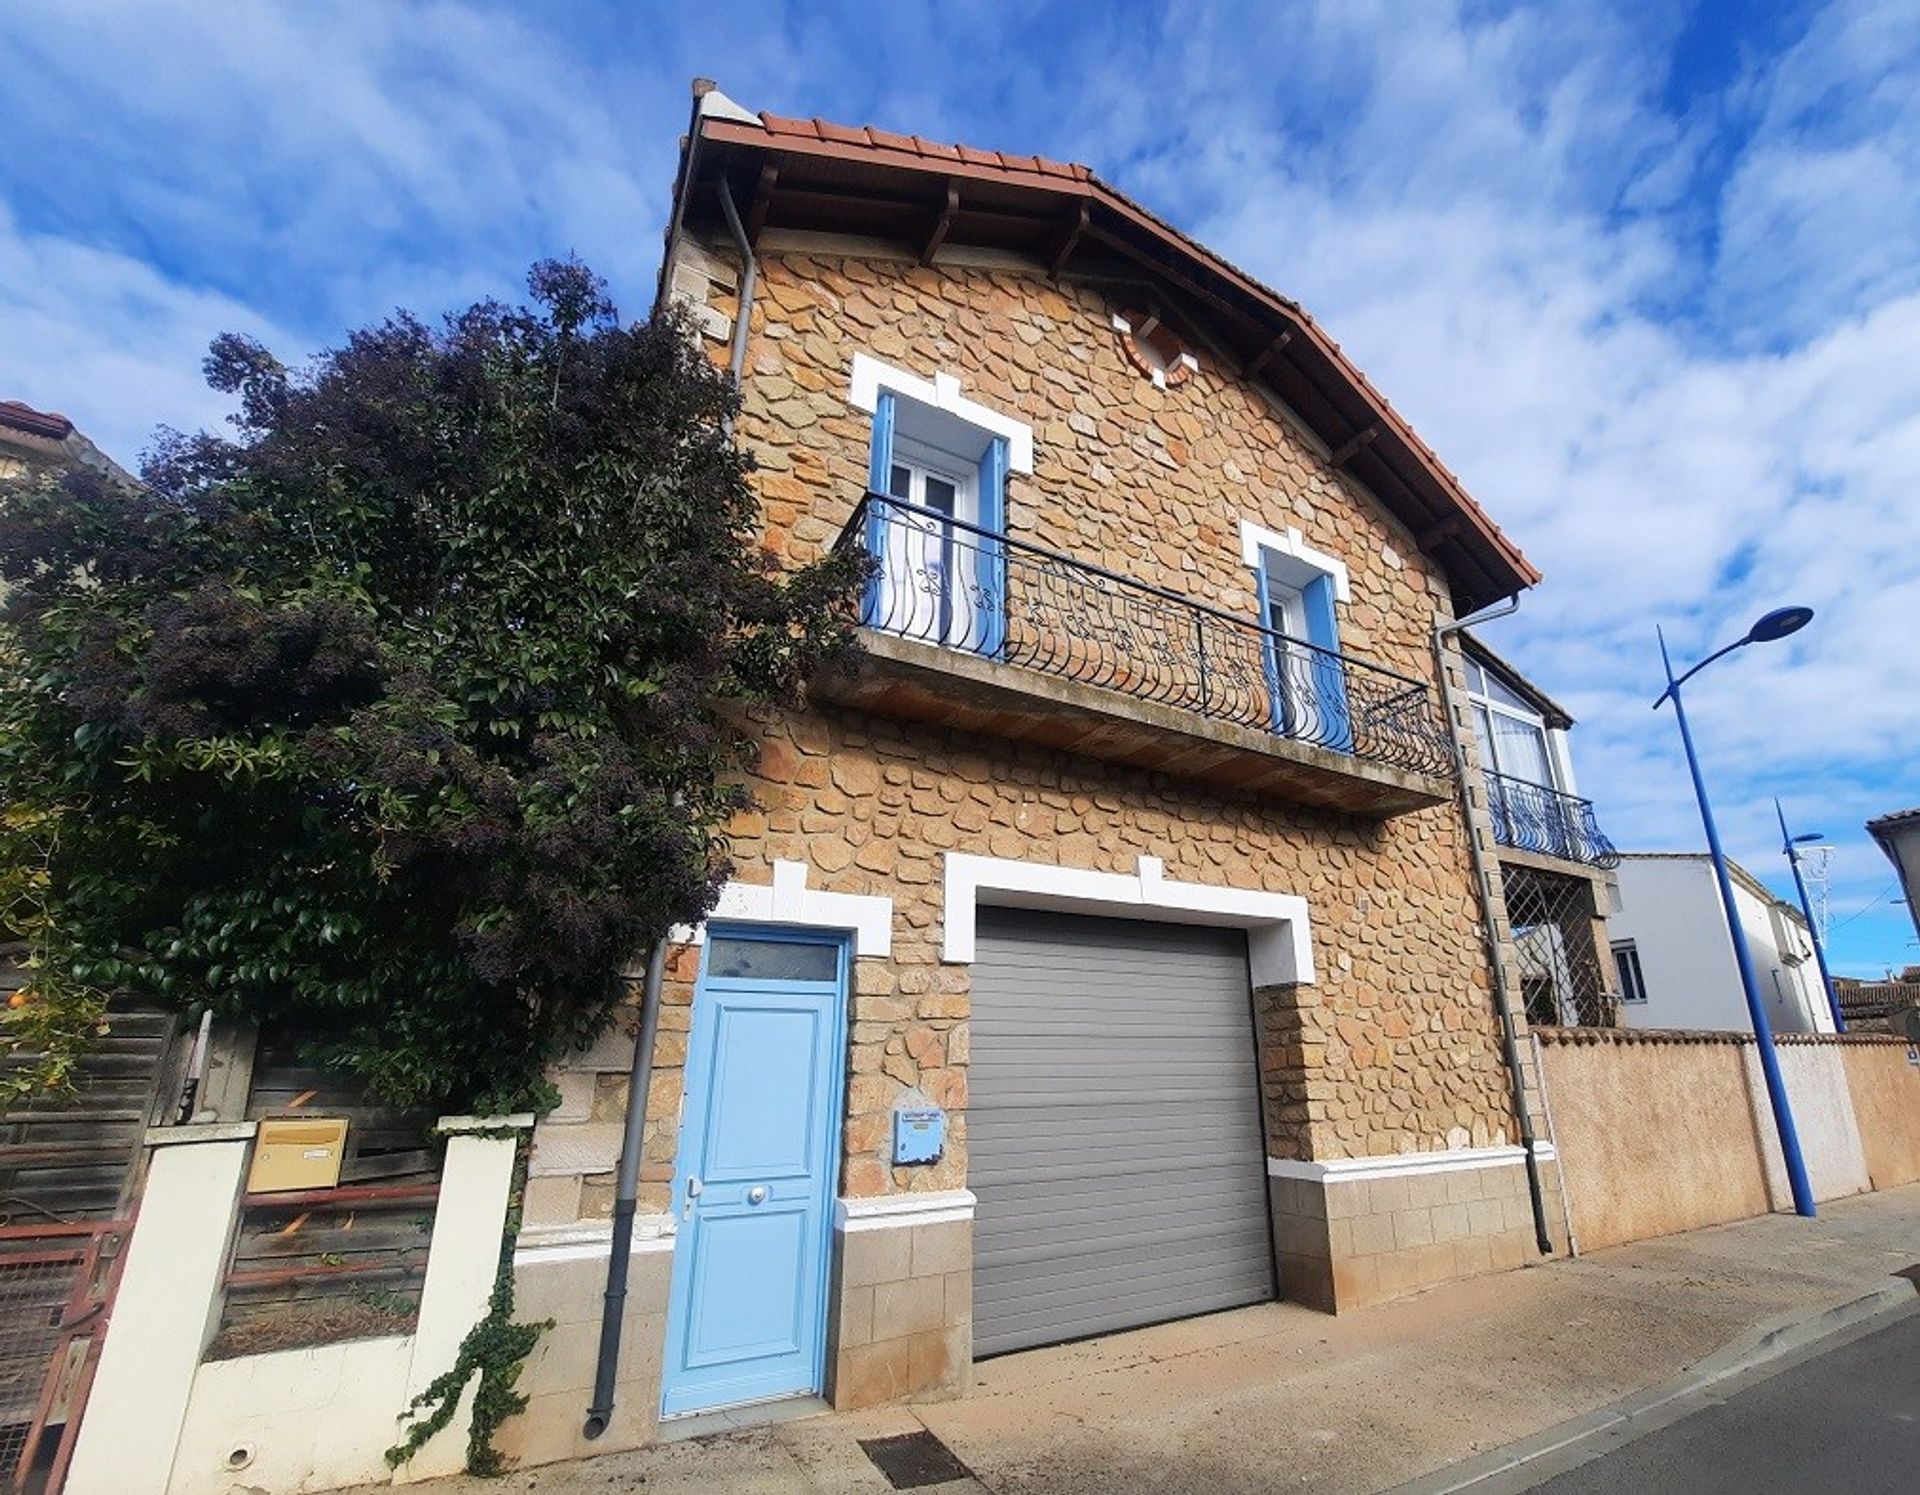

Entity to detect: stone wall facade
[502,230,1551,1455]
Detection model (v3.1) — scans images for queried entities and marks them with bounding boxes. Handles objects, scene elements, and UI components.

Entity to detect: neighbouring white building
[1866,807,1920,949]
[1608,852,1834,1035]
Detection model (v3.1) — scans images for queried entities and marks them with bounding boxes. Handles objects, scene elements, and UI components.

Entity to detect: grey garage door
[969,908,1274,1357]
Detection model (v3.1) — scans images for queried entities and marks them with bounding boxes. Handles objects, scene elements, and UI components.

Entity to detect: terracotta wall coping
[1535,1026,1911,1049]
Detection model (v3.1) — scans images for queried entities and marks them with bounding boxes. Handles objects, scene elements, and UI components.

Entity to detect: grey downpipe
[1432,599,1555,1257]
[717,178,758,400]
[582,935,669,1439]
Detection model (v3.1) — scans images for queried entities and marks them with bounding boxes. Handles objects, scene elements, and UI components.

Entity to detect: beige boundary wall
[1536,1028,1920,1253]
[64,1115,530,1495]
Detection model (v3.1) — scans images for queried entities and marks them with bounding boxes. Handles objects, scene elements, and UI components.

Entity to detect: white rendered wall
[1613,859,1831,1035]
[69,1118,528,1495]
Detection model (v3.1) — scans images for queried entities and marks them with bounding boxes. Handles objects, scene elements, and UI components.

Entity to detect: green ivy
[387,1135,550,1477]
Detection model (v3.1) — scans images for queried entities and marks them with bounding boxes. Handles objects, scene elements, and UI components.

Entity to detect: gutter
[1433,597,1556,1258]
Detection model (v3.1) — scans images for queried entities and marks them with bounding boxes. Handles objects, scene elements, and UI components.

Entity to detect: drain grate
[858,1429,974,1489]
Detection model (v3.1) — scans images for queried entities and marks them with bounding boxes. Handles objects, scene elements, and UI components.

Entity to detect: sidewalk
[357,1184,1920,1495]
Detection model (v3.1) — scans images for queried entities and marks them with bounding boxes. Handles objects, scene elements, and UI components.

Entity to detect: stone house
[501,85,1574,1463]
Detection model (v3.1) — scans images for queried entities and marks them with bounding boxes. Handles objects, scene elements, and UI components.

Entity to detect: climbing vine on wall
[387,1134,549,1476]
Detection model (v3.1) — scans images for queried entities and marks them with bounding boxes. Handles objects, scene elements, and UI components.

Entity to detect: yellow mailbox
[247,1116,349,1193]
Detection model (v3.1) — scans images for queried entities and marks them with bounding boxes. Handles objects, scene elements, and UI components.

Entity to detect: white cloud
[0,0,1912,968]
[1072,1,1919,970]
[0,202,291,464]
[0,0,683,463]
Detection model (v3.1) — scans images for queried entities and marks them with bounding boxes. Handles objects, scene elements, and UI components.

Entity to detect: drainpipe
[1432,598,1555,1257]
[582,935,669,1439]
[716,178,758,411]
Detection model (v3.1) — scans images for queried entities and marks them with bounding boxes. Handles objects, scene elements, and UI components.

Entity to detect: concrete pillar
[64,1122,255,1495]
[393,1115,534,1483]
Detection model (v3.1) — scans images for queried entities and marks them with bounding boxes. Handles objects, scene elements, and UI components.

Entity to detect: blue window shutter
[975,436,1009,658]
[867,391,896,493]
[1302,574,1352,753]
[1254,559,1289,734]
[864,392,896,626]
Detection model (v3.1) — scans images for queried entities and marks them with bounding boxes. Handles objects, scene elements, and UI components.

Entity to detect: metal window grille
[1501,864,1617,1028]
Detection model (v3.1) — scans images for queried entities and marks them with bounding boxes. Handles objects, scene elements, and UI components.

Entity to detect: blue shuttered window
[863,391,896,626]
[1255,562,1290,735]
[1257,552,1352,754]
[1302,573,1353,753]
[975,435,1009,658]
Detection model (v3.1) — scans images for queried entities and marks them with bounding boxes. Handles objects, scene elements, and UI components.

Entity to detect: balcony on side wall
[1484,771,1620,870]
[814,493,1458,818]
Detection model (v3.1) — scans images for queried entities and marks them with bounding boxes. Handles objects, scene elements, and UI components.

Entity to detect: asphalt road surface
[1528,1313,1920,1493]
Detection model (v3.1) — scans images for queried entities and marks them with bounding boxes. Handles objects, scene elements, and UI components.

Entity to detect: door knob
[746,1185,769,1205]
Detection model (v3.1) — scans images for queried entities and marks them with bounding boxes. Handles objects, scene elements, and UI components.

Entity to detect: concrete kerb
[1386,1275,1920,1495]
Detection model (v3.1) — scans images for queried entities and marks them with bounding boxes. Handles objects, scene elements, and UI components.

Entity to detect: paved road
[1529,1314,1920,1494]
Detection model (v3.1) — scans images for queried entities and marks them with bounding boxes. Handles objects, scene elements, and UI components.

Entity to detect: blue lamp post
[1655,606,1817,1219]
[1777,799,1846,1034]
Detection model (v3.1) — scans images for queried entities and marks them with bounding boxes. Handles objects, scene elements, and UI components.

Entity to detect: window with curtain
[1465,659,1558,791]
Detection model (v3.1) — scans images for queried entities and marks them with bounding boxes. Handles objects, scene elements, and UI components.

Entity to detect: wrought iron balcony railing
[836,493,1455,780]
[1485,771,1620,869]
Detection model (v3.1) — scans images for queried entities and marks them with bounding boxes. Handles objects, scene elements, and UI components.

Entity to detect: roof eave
[683,113,1541,611]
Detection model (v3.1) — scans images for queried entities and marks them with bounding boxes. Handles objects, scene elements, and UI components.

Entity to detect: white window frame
[1465,659,1564,794]
[1612,939,1647,1003]
[1237,519,1351,604]
[850,353,1033,474]
[887,440,976,524]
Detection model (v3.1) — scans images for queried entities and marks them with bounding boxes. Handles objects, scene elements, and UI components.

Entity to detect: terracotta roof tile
[748,110,1090,185]
[813,117,870,146]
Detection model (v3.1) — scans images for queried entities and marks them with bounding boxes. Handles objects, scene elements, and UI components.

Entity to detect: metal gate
[0,1221,129,1494]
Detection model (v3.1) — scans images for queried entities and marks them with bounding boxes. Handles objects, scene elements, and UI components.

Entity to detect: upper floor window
[855,356,1026,660]
[1613,940,1647,1003]
[1464,657,1559,792]
[1243,521,1352,753]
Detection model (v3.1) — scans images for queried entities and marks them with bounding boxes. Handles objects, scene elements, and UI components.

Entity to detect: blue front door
[659,930,847,1418]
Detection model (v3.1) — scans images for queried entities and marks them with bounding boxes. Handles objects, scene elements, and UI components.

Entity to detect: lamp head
[1791,832,1824,844]
[1745,605,1813,643]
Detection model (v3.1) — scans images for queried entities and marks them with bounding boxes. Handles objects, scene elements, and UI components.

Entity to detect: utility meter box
[893,1106,946,1166]
[248,1116,349,1194]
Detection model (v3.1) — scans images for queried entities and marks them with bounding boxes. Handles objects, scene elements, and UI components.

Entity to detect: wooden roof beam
[744,163,778,245]
[1328,425,1380,468]
[1049,201,1090,278]
[1243,329,1292,379]
[920,181,960,265]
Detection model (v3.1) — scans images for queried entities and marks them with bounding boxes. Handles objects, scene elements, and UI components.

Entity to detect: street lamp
[1654,606,1818,1218]
[1777,803,1846,1033]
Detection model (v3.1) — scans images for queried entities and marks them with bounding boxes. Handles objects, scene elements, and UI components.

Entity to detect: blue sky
[2,1,1915,973]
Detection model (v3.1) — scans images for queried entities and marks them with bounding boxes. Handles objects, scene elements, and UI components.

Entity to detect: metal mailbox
[893,1106,946,1165]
